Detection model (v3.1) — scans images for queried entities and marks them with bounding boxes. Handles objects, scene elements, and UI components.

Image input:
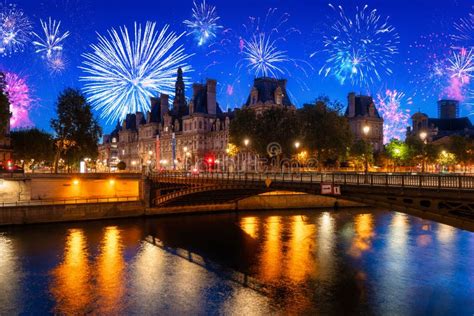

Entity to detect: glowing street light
[243,138,250,147]
[294,141,301,149]
[419,131,427,142]
[362,125,370,136]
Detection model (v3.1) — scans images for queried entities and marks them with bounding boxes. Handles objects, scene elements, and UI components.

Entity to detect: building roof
[149,97,162,123]
[244,77,293,107]
[192,84,223,115]
[345,95,381,118]
[428,117,473,131]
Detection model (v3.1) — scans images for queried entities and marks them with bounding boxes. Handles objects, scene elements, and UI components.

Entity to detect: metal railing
[150,171,474,190]
[0,196,140,208]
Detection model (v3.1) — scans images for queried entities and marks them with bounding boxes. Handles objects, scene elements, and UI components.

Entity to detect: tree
[229,107,300,159]
[51,88,102,172]
[437,150,457,172]
[11,128,55,171]
[229,107,258,148]
[449,135,473,172]
[0,73,10,141]
[386,139,410,171]
[117,161,126,171]
[406,136,439,172]
[298,98,352,169]
[350,139,373,173]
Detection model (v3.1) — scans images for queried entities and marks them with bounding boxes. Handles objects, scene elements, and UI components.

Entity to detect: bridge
[147,172,474,223]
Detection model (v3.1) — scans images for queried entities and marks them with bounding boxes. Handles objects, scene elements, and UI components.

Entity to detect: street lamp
[362,124,370,176]
[294,141,301,149]
[243,138,250,172]
[420,131,428,173]
[183,146,189,171]
[419,131,427,142]
[362,125,370,136]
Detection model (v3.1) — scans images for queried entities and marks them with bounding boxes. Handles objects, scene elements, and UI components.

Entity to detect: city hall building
[99,69,294,171]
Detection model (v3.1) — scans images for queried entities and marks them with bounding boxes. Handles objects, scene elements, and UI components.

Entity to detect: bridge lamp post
[294,141,301,172]
[419,131,427,173]
[183,146,188,172]
[243,138,250,172]
[362,125,370,175]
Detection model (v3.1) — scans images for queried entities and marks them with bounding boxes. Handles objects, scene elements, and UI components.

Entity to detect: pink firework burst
[376,89,411,144]
[3,72,33,128]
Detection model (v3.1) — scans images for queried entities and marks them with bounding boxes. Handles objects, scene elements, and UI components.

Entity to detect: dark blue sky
[3,0,474,132]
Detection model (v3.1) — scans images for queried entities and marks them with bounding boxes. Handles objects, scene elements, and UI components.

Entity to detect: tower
[173,68,187,116]
[438,99,459,119]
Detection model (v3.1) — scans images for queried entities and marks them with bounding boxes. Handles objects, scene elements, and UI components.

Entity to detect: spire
[173,67,187,116]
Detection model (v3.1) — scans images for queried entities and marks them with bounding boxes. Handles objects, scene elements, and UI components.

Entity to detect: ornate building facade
[99,69,232,171]
[99,74,298,171]
[345,92,384,152]
[407,99,474,144]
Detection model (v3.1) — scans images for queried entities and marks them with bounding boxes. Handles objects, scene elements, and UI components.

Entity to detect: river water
[0,209,472,315]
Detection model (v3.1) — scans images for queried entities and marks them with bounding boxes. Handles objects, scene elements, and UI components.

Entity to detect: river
[0,209,472,314]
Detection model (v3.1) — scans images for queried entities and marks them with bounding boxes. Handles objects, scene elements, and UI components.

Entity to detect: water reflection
[1,209,472,315]
[241,216,259,239]
[286,215,315,282]
[96,226,125,314]
[50,229,92,314]
[259,216,282,281]
[0,234,22,314]
[349,213,375,258]
[317,212,335,281]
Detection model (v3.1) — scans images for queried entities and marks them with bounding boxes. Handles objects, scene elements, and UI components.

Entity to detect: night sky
[3,0,474,134]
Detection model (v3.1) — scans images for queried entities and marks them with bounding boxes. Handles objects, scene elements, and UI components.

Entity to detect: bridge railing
[149,171,474,190]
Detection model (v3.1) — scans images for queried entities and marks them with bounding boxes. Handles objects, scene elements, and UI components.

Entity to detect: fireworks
[80,22,192,123]
[242,33,287,77]
[3,72,33,128]
[376,89,411,144]
[0,3,32,56]
[406,33,453,102]
[448,48,474,84]
[317,4,399,88]
[32,17,70,58]
[238,8,310,79]
[453,12,474,49]
[183,0,222,46]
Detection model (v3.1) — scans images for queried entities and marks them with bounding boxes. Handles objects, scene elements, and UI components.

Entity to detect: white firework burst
[448,48,474,84]
[243,33,287,78]
[183,0,222,46]
[32,17,70,58]
[80,22,193,123]
[0,2,32,56]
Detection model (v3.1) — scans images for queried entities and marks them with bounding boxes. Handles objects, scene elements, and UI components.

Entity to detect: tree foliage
[11,129,55,169]
[448,135,474,170]
[229,107,300,158]
[229,97,352,168]
[0,73,10,137]
[298,98,352,165]
[51,88,102,171]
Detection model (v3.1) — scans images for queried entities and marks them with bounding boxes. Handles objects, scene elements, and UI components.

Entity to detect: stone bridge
[147,172,474,224]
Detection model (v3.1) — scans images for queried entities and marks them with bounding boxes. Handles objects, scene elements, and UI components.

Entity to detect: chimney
[160,94,169,121]
[348,92,356,117]
[206,79,217,115]
[192,83,203,98]
[136,112,144,127]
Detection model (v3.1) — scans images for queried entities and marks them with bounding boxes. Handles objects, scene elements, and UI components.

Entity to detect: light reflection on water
[0,209,472,314]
